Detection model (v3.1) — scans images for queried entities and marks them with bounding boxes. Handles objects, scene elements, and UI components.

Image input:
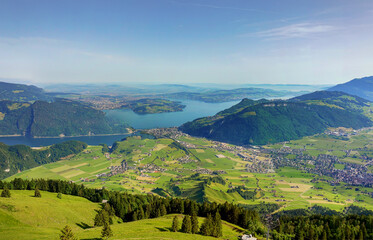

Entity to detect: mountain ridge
[328,76,373,101]
[0,98,128,137]
[179,91,373,145]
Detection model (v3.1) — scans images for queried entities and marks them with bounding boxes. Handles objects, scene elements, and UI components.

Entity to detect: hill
[0,140,87,179]
[0,189,246,240]
[328,76,373,101]
[0,190,99,240]
[0,81,53,102]
[123,98,186,114]
[0,98,128,137]
[180,91,373,145]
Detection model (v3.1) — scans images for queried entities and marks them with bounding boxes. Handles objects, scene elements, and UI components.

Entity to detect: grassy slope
[0,190,99,240]
[0,190,245,240]
[77,214,245,240]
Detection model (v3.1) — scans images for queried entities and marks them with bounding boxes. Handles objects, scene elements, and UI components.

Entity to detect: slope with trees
[0,98,128,137]
[0,81,53,102]
[180,91,373,145]
[0,140,87,179]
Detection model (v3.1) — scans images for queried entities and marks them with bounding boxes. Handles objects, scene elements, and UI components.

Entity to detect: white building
[241,234,257,240]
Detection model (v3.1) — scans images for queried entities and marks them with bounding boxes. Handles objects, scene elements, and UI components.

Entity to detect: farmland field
[7,128,373,211]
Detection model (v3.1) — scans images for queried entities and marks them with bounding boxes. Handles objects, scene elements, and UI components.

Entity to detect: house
[240,234,257,240]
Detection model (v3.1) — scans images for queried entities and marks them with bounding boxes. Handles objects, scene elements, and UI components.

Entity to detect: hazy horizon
[1,0,373,85]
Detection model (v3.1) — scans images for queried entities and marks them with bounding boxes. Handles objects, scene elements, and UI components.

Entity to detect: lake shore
[0,128,135,139]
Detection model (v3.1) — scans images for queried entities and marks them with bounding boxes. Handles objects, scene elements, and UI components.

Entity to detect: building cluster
[139,163,166,173]
[144,127,188,139]
[96,159,129,179]
[271,149,373,188]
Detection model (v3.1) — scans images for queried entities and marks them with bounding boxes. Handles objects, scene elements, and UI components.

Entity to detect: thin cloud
[0,36,69,46]
[166,0,270,13]
[256,23,337,39]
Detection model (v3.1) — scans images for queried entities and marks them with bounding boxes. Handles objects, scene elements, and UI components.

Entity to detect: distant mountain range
[158,88,305,103]
[328,76,373,101]
[180,91,373,145]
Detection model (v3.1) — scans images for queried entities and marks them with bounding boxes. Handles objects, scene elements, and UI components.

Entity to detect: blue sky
[0,0,373,85]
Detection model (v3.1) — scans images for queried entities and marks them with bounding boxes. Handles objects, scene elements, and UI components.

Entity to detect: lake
[104,100,239,129]
[0,100,239,147]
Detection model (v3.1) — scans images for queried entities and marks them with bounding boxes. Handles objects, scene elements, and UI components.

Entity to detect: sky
[0,0,373,85]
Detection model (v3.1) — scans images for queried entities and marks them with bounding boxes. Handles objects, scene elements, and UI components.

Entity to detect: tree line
[2,178,373,239]
[272,214,373,240]
[0,178,263,234]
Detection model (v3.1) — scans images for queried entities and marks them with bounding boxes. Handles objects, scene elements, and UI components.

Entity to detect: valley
[7,127,373,212]
[2,1,373,239]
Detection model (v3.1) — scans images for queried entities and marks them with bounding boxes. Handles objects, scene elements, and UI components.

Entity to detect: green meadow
[0,190,245,240]
[7,131,373,212]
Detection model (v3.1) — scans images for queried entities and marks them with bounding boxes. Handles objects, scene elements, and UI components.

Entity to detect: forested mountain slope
[0,81,53,102]
[180,91,373,145]
[0,98,128,137]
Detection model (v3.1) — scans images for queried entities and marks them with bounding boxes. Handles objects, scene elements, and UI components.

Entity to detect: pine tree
[191,213,199,234]
[322,231,327,240]
[59,225,77,240]
[104,203,115,217]
[156,208,161,218]
[180,201,184,214]
[101,221,113,239]
[145,204,151,219]
[358,230,363,240]
[298,231,305,240]
[181,215,192,233]
[132,211,138,221]
[172,216,179,232]
[160,204,167,216]
[94,210,110,226]
[138,206,145,220]
[212,211,222,237]
[34,187,41,197]
[200,214,213,236]
[1,188,11,198]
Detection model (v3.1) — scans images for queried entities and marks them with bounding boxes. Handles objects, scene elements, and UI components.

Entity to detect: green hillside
[76,214,244,240]
[180,91,373,145]
[124,98,186,114]
[291,90,373,119]
[0,81,53,103]
[0,140,87,179]
[0,190,99,240]
[0,98,128,137]
[0,190,247,240]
